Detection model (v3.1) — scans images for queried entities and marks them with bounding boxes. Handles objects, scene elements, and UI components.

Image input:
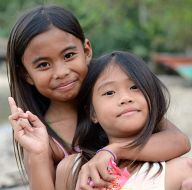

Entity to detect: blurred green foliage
[0,0,191,59]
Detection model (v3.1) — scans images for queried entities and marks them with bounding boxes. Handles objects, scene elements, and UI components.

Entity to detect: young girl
[55,51,192,190]
[7,5,190,190]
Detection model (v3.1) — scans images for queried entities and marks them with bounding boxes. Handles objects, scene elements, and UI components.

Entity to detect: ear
[84,38,93,66]
[25,74,34,85]
[90,108,98,124]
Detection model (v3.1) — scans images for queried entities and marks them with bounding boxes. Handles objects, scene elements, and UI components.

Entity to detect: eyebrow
[32,45,77,64]
[97,81,115,91]
[97,76,132,91]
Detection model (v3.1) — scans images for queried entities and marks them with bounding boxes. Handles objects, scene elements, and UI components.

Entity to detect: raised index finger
[8,97,19,114]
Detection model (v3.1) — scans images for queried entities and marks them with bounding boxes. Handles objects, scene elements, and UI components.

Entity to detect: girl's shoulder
[57,153,81,174]
[57,154,78,172]
[55,154,79,190]
[165,157,192,190]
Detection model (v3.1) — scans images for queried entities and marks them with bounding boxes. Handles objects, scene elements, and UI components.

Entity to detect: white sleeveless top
[121,162,165,190]
[73,153,165,190]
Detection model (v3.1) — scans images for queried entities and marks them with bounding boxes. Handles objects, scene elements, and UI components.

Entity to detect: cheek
[94,103,114,124]
[31,74,50,90]
[143,103,149,123]
[140,95,148,110]
[79,64,88,79]
[81,69,88,81]
[23,68,38,83]
[139,96,149,120]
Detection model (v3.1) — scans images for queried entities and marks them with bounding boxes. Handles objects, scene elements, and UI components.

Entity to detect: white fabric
[72,153,165,190]
[121,162,165,190]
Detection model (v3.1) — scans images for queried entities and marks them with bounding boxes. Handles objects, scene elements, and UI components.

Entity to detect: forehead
[26,26,80,50]
[93,64,131,91]
[22,26,82,62]
[99,64,128,81]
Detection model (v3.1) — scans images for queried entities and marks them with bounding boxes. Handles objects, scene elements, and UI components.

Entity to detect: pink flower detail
[105,159,130,190]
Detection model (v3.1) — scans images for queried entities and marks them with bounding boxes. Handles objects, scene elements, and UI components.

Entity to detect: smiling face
[91,64,149,143]
[22,26,92,103]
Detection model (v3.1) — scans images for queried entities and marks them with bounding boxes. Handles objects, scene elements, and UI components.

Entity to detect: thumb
[26,111,46,129]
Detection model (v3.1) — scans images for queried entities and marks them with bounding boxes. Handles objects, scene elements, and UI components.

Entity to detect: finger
[9,112,32,133]
[12,119,27,140]
[9,112,22,122]
[16,118,33,133]
[9,117,21,134]
[87,166,109,187]
[8,97,18,114]
[75,178,93,190]
[26,111,45,129]
[9,111,29,122]
[8,113,21,135]
[96,163,115,182]
[17,108,32,126]
[78,168,93,190]
[18,107,24,113]
[9,114,28,136]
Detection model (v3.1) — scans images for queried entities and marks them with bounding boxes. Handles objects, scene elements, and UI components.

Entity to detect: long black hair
[71,51,170,188]
[6,4,86,181]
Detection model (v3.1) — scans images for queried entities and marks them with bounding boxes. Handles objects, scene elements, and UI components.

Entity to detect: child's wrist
[106,142,128,160]
[96,148,117,162]
[107,143,121,160]
[97,143,122,161]
[24,147,50,161]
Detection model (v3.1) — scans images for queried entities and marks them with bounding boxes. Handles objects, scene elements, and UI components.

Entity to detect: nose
[53,62,70,79]
[119,93,133,106]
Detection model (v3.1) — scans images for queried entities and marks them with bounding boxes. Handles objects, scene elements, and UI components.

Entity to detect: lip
[117,108,139,117]
[54,79,78,91]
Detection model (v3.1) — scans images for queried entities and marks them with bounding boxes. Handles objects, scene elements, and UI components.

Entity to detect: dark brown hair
[6,4,86,182]
[71,51,170,188]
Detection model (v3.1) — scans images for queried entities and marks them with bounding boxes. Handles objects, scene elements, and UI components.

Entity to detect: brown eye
[130,85,138,90]
[64,52,75,60]
[102,91,115,96]
[36,62,50,69]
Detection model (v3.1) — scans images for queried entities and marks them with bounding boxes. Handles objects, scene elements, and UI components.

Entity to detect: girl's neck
[109,136,136,145]
[44,100,77,144]
[45,100,77,123]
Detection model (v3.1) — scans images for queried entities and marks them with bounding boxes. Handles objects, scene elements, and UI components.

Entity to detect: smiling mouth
[55,80,78,91]
[117,109,139,117]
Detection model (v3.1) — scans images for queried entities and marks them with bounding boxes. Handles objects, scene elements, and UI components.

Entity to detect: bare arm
[166,157,192,190]
[24,150,55,190]
[75,118,191,189]
[8,97,55,190]
[111,118,191,161]
[55,155,76,190]
[181,178,192,190]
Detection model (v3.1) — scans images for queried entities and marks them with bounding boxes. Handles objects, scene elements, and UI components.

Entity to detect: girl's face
[91,64,148,143]
[22,27,92,102]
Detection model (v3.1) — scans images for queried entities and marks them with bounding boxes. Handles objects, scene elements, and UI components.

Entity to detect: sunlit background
[0,0,192,189]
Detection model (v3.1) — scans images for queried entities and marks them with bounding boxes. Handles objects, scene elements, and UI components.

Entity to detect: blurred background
[0,0,192,189]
